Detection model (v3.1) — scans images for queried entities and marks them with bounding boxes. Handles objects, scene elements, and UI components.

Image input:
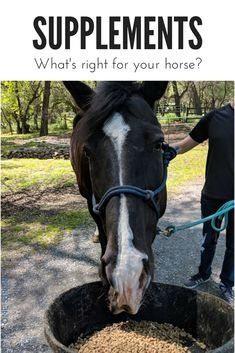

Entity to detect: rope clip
[162,226,175,237]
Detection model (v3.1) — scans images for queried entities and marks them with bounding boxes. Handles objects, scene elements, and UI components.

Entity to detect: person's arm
[170,111,211,155]
[171,135,199,154]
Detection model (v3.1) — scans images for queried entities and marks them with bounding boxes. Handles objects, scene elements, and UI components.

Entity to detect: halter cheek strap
[92,144,176,216]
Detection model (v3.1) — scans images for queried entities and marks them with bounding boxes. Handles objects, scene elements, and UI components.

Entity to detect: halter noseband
[92,144,177,216]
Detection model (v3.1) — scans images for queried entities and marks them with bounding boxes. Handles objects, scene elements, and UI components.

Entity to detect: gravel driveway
[1,181,227,353]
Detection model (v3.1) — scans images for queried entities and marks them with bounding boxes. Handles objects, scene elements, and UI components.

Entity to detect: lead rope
[158,200,235,237]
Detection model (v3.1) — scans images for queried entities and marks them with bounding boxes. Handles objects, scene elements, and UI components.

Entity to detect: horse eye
[153,142,162,152]
[83,145,91,157]
[142,258,149,271]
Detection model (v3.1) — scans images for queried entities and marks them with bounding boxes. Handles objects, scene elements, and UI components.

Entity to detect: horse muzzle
[108,275,151,315]
[108,291,140,315]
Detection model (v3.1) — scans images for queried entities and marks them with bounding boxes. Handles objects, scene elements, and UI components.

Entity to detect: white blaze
[103,113,147,296]
[103,112,129,185]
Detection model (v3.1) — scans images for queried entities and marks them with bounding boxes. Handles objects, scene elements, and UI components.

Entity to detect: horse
[64,81,168,315]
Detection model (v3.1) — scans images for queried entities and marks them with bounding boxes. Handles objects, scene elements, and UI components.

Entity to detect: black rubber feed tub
[44,281,234,353]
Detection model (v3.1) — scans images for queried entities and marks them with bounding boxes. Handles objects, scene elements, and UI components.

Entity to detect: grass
[157,113,201,124]
[1,133,38,155]
[167,144,207,191]
[2,209,92,247]
[1,159,75,193]
[1,158,93,248]
[1,146,207,195]
[1,132,39,141]
[1,120,73,137]
[1,130,71,156]
[1,144,207,249]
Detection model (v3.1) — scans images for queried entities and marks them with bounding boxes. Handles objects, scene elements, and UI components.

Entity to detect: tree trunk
[34,115,39,131]
[40,81,51,136]
[172,81,181,117]
[12,112,22,134]
[16,120,22,134]
[34,98,40,131]
[8,121,13,134]
[1,109,14,134]
[63,116,68,130]
[21,120,30,134]
[190,82,202,115]
[15,81,41,134]
[219,82,227,107]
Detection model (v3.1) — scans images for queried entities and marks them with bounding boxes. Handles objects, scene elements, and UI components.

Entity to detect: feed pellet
[70,320,207,353]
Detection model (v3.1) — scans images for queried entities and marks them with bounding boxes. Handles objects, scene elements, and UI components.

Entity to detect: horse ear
[63,81,95,111]
[141,81,168,108]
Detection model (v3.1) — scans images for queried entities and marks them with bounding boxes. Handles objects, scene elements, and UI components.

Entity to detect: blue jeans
[199,194,234,288]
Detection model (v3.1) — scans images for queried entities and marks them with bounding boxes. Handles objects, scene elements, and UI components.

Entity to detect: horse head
[64,81,168,315]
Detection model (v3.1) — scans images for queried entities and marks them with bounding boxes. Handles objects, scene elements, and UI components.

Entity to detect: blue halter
[92,144,176,216]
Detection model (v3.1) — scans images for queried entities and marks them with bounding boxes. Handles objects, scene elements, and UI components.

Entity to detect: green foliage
[1,81,75,134]
[1,81,42,131]
[1,81,234,134]
[164,81,234,113]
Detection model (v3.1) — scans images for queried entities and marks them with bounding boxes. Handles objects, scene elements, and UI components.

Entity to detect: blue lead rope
[160,200,235,237]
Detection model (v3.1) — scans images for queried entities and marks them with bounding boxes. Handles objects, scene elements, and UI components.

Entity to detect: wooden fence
[156,105,208,122]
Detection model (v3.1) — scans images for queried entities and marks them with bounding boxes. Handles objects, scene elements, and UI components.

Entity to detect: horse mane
[78,81,143,138]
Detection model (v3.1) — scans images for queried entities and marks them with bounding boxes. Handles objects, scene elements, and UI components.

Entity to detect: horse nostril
[110,305,116,313]
[112,290,119,299]
[121,305,131,313]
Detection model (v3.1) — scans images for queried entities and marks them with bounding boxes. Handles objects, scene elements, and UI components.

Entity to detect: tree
[189,82,202,115]
[1,81,42,134]
[40,81,51,136]
[171,82,189,117]
[1,108,13,134]
[1,81,234,135]
[33,97,41,131]
[14,81,42,133]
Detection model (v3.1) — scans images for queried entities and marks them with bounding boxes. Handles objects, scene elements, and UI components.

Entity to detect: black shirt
[189,104,234,200]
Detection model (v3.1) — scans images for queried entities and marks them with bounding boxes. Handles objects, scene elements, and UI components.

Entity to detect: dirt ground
[1,180,227,353]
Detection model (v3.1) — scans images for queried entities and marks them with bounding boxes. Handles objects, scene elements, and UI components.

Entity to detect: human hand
[162,143,178,163]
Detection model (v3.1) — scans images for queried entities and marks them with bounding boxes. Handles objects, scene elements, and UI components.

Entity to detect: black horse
[64,81,168,315]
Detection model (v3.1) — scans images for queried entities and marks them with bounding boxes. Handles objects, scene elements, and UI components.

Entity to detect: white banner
[0,0,234,80]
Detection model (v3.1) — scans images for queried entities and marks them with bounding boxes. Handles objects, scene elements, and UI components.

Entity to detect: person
[172,101,234,305]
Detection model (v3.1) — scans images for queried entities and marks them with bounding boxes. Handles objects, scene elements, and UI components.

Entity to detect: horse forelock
[77,82,147,141]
